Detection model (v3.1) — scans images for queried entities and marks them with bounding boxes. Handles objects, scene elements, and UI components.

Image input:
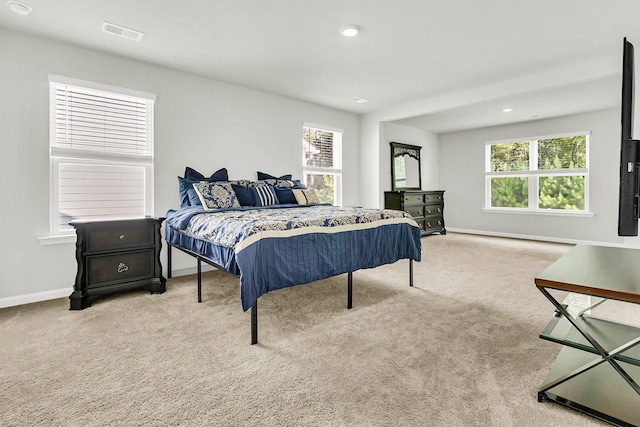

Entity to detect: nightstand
[69,217,166,310]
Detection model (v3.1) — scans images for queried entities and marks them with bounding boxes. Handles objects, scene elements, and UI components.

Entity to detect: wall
[0,28,359,306]
[381,122,439,192]
[439,109,624,245]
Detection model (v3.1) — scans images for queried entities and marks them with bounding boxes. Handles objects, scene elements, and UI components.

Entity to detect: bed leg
[251,302,258,345]
[410,259,414,287]
[347,272,353,309]
[167,244,172,279]
[197,258,202,303]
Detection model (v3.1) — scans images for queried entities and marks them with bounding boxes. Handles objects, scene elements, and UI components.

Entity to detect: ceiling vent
[102,21,144,41]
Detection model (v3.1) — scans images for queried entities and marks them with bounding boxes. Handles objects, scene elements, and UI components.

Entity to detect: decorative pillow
[292,188,321,205]
[178,176,197,208]
[274,187,297,204]
[184,167,229,182]
[250,185,280,207]
[250,179,295,188]
[192,181,241,210]
[257,171,292,181]
[231,183,255,206]
[292,179,307,189]
[186,188,202,206]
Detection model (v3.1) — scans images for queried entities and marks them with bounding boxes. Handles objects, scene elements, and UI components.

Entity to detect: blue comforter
[166,205,422,310]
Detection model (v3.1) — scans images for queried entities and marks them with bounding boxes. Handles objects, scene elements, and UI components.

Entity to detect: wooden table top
[535,245,640,304]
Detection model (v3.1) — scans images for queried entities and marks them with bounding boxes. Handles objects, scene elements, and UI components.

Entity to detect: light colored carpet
[0,233,612,426]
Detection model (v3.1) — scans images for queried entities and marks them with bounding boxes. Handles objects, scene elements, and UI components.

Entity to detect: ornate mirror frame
[390,142,422,191]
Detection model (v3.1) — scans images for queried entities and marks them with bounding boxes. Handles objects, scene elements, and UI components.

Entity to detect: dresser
[384,190,446,236]
[69,217,166,310]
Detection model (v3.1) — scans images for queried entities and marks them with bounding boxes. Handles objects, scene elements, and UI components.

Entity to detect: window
[485,133,589,212]
[49,75,156,234]
[302,124,342,205]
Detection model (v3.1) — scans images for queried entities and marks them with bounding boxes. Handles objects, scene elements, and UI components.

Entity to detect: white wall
[439,109,624,245]
[0,28,359,305]
[381,122,440,192]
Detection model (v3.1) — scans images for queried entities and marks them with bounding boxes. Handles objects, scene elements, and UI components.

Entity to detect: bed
[165,168,422,344]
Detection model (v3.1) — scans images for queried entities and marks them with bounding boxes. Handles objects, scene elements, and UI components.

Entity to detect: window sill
[39,234,76,246]
[482,208,595,218]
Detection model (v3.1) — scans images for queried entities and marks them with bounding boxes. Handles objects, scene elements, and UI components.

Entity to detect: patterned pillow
[248,179,295,188]
[250,185,280,207]
[192,182,241,210]
[292,188,321,205]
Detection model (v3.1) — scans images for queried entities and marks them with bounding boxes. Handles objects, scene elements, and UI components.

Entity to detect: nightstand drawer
[86,249,155,288]
[86,224,155,252]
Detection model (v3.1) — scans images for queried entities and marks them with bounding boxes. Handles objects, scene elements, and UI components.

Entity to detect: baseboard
[446,227,625,248]
[168,264,217,278]
[0,265,218,309]
[0,287,73,309]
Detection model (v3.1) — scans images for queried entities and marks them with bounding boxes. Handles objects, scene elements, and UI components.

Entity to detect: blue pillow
[292,179,307,189]
[231,183,255,206]
[250,185,280,207]
[257,171,292,181]
[274,187,297,204]
[178,176,201,208]
[186,188,202,206]
[185,167,229,182]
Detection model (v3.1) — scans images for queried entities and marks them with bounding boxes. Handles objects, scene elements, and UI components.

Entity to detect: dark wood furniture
[535,245,640,426]
[69,217,166,310]
[384,190,446,236]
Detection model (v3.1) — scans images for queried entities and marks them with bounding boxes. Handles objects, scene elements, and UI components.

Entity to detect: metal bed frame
[166,243,414,345]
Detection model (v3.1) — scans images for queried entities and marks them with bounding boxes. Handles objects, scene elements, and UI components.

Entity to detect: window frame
[302,122,343,206]
[484,131,590,215]
[47,74,156,237]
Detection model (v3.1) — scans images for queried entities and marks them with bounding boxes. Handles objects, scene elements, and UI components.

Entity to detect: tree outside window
[486,134,588,212]
[303,125,342,205]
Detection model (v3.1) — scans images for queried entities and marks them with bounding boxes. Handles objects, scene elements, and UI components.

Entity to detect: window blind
[53,84,150,156]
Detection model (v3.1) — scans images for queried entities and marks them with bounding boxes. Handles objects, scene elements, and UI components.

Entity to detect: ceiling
[0,0,638,133]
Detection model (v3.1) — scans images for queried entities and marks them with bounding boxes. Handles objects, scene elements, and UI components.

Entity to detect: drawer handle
[438,207,442,213]
[117,262,129,273]
[119,234,126,240]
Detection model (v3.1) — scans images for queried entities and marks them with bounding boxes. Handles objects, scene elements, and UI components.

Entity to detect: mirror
[390,142,422,191]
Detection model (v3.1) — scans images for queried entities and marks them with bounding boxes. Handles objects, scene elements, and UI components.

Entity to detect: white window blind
[53,84,150,155]
[49,75,155,234]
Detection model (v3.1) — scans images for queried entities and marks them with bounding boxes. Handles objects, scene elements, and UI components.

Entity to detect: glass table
[535,245,640,426]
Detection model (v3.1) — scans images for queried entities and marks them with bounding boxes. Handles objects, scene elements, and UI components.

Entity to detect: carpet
[0,233,611,426]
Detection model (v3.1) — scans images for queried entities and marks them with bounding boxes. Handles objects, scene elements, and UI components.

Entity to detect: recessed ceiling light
[351,96,370,103]
[502,107,514,113]
[6,0,32,15]
[339,25,360,37]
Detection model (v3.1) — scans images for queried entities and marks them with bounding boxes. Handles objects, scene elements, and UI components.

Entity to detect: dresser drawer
[86,249,155,288]
[405,205,424,218]
[86,224,155,252]
[425,193,444,204]
[424,204,443,216]
[424,215,444,230]
[402,194,424,204]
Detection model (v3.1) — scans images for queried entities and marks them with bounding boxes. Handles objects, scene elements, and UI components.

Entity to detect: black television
[618,37,640,236]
